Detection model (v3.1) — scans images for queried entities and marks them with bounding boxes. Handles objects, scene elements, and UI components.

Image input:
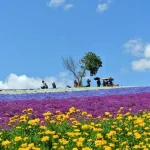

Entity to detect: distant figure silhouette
[86,79,91,87]
[52,82,56,88]
[74,80,78,87]
[97,79,101,87]
[41,80,48,89]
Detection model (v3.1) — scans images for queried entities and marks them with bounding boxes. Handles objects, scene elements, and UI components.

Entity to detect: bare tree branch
[62,56,85,86]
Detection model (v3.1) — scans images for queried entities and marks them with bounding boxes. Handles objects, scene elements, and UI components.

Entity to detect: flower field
[0,86,150,150]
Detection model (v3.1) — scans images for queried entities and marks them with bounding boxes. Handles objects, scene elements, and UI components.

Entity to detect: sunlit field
[0,86,150,150]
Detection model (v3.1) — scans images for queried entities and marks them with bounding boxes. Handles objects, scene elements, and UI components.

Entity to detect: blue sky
[0,0,150,89]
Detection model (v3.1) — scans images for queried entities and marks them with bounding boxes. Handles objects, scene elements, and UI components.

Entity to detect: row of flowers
[0,86,150,101]
[0,107,150,150]
[1,92,150,128]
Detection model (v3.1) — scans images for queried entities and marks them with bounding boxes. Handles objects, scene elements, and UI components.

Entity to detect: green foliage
[80,52,102,76]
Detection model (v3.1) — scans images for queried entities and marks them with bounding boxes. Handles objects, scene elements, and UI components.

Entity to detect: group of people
[41,80,56,89]
[102,78,113,87]
[41,77,114,89]
[74,78,101,88]
[74,77,114,88]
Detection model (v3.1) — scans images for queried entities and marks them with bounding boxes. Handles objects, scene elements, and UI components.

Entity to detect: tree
[80,52,102,76]
[62,57,86,86]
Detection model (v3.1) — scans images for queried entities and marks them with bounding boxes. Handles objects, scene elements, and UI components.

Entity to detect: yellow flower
[40,125,46,130]
[23,137,28,141]
[58,146,65,150]
[41,136,49,142]
[2,140,11,147]
[104,146,112,150]
[21,143,27,147]
[28,143,34,148]
[134,133,141,139]
[81,124,89,130]
[82,147,92,150]
[97,133,103,139]
[109,143,115,147]
[95,140,107,147]
[76,141,83,147]
[14,136,22,141]
[78,137,85,142]
[53,135,59,139]
[127,132,132,136]
[45,130,56,135]
[104,112,110,115]
[28,108,33,111]
[72,148,78,150]
[87,139,92,142]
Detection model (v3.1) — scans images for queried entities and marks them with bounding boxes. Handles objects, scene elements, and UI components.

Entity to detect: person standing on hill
[52,82,56,88]
[97,79,101,87]
[86,79,91,87]
[74,80,78,87]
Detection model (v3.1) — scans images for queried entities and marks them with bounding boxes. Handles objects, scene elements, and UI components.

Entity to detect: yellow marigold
[28,143,34,148]
[28,108,33,111]
[50,120,56,123]
[81,111,88,115]
[73,139,78,142]
[61,139,68,145]
[104,112,110,115]
[82,147,92,150]
[97,133,103,139]
[76,141,83,147]
[121,141,127,146]
[81,124,89,130]
[109,143,115,147]
[133,145,140,149]
[58,146,64,150]
[2,140,11,147]
[41,136,49,142]
[69,107,76,113]
[21,143,27,147]
[16,126,21,129]
[40,125,46,130]
[103,146,112,150]
[53,135,59,139]
[23,137,28,141]
[87,139,92,142]
[127,132,132,136]
[14,136,22,142]
[72,148,78,150]
[43,111,52,116]
[78,137,85,142]
[95,140,107,147]
[53,146,57,149]
[134,133,141,139]
[45,130,55,135]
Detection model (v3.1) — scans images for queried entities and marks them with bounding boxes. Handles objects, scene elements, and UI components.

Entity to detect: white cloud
[97,3,109,12]
[64,4,74,10]
[124,39,144,57]
[0,73,73,89]
[124,39,150,71]
[144,44,150,58]
[96,0,112,13]
[131,59,150,71]
[48,0,65,8]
